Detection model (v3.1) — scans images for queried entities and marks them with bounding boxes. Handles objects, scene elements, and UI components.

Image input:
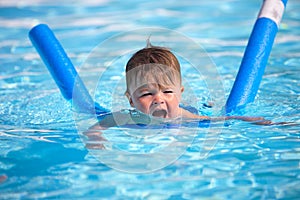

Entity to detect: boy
[85,45,213,148]
[85,44,277,149]
[87,44,270,133]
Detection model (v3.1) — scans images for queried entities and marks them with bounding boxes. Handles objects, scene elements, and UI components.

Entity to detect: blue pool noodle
[225,0,287,114]
[29,24,108,115]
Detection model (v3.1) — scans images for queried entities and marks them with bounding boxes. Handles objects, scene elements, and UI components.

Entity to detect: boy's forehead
[135,83,175,90]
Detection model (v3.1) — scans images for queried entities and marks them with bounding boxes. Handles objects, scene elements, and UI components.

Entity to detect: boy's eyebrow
[135,84,158,92]
[137,84,155,91]
[138,87,150,92]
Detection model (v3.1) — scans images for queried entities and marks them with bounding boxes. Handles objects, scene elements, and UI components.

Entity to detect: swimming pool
[1,0,300,199]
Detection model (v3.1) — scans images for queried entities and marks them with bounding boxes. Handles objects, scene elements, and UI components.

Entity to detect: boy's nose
[152,93,164,105]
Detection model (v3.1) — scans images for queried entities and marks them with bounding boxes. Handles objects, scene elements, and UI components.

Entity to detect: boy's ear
[125,91,134,107]
[180,86,184,93]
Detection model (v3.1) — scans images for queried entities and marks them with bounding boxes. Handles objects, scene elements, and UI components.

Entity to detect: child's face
[127,78,184,119]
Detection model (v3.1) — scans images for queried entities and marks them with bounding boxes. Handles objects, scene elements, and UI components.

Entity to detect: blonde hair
[125,47,181,94]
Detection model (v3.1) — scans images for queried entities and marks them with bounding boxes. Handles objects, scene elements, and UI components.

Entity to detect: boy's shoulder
[98,109,154,127]
[97,110,131,127]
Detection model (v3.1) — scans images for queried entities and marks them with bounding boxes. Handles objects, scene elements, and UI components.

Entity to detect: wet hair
[125,46,182,94]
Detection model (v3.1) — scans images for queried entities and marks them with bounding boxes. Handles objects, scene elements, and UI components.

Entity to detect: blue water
[1,0,300,199]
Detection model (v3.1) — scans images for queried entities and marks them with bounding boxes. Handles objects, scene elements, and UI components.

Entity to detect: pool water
[1,0,300,199]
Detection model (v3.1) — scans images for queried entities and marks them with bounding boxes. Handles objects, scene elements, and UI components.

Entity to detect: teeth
[152,109,167,118]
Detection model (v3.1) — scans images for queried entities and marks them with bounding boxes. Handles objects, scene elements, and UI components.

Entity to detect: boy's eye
[140,93,152,97]
[164,90,174,94]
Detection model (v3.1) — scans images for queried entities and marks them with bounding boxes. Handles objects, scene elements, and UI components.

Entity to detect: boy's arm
[83,112,131,149]
[83,123,107,149]
[181,108,282,125]
[211,116,290,125]
[223,116,273,125]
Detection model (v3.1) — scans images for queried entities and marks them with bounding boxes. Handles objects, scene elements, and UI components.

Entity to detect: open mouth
[151,109,167,118]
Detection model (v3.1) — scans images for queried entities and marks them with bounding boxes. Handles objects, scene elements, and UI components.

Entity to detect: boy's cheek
[132,99,148,112]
